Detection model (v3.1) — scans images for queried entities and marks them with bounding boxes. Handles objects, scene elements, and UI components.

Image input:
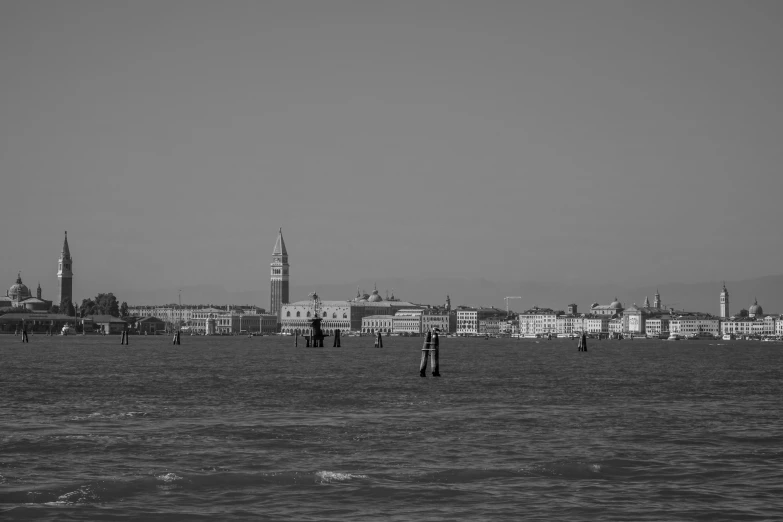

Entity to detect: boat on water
[722,333,734,341]
[667,332,680,341]
[61,325,76,336]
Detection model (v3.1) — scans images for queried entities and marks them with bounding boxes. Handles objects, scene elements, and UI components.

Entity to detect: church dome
[749,299,763,316]
[368,289,383,302]
[609,298,622,308]
[8,273,30,300]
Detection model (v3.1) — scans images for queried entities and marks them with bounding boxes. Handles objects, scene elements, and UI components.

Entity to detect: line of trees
[45,293,129,318]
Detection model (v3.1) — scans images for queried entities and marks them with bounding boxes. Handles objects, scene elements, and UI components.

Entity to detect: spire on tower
[62,231,71,258]
[272,227,287,256]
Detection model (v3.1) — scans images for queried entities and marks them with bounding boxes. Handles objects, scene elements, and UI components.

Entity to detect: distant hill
[118,274,783,316]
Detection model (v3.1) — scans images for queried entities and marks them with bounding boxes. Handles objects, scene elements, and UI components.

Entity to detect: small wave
[70,411,148,421]
[523,461,604,479]
[55,485,100,504]
[315,471,368,483]
[156,473,183,483]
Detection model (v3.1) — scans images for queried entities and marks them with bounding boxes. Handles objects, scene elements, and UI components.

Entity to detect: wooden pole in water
[377,331,383,348]
[295,330,298,347]
[333,329,341,347]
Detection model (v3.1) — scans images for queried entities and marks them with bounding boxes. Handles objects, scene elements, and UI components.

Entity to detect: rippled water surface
[1,335,782,520]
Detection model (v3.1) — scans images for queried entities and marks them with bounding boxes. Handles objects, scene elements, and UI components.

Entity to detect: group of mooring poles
[577,332,588,352]
[172,331,181,345]
[120,328,130,345]
[294,329,342,347]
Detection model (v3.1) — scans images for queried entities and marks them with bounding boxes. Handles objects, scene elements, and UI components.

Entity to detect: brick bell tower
[57,231,73,307]
[270,228,289,321]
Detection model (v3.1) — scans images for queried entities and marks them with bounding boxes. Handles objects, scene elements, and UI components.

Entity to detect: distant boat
[61,325,76,336]
[722,333,734,341]
[667,332,680,341]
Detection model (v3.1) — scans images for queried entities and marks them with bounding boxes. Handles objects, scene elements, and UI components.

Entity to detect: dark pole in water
[306,328,311,347]
[295,330,298,347]
[333,329,341,347]
[431,329,440,376]
[419,330,431,377]
[21,321,29,343]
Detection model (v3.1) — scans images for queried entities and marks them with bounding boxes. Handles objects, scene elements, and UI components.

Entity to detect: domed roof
[609,298,622,308]
[749,299,763,316]
[8,273,30,300]
[368,289,383,302]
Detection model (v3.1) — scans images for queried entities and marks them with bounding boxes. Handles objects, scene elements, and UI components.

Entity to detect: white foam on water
[315,471,368,483]
[156,473,183,483]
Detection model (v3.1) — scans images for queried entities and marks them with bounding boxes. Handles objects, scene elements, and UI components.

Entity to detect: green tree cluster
[79,293,121,317]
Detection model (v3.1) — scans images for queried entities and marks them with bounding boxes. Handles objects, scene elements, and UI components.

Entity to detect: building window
[307,312,311,317]
[296,311,301,317]
[286,311,291,317]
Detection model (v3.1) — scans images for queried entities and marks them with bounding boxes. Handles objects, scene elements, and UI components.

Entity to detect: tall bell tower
[57,231,73,307]
[720,282,729,318]
[270,228,289,320]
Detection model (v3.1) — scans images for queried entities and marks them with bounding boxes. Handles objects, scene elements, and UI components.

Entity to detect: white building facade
[361,315,394,334]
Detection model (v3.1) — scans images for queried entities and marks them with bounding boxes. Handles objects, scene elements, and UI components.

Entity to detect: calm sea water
[1,334,781,521]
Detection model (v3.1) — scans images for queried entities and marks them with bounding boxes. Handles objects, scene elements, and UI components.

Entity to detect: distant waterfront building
[517,307,559,336]
[421,308,453,333]
[279,290,418,334]
[644,316,671,337]
[136,316,167,335]
[83,315,128,335]
[0,312,76,333]
[721,313,776,337]
[669,313,721,337]
[590,299,624,316]
[269,228,289,321]
[361,315,393,334]
[608,317,623,334]
[478,317,505,336]
[777,317,783,337]
[720,283,730,318]
[653,289,662,309]
[1,273,52,312]
[393,309,424,335]
[623,299,671,335]
[127,305,266,326]
[556,314,583,335]
[583,315,612,335]
[748,298,763,318]
[57,231,74,307]
[456,306,506,336]
[189,307,277,334]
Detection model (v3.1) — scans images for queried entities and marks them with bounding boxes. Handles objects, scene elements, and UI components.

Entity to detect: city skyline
[3,2,783,309]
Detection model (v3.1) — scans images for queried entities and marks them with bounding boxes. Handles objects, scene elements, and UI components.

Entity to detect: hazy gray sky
[2,1,782,303]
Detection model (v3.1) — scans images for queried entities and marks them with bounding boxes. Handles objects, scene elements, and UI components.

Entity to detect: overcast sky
[2,1,782,303]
